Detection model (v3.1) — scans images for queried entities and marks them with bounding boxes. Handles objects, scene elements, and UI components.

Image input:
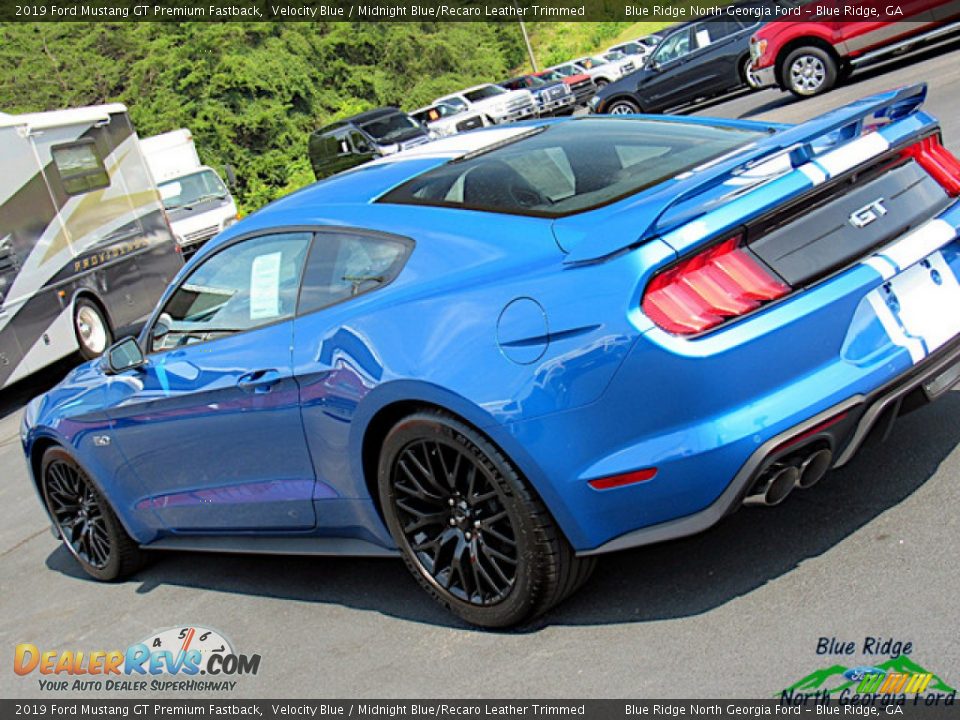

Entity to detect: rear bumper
[506,192,960,554]
[580,333,960,555]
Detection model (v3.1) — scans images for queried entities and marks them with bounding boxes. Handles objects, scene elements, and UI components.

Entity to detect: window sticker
[249,251,282,320]
[696,29,712,48]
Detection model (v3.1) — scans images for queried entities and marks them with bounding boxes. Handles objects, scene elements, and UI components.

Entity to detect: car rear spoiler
[558,83,930,264]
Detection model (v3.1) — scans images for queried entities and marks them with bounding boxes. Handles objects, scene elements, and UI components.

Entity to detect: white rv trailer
[0,103,182,389]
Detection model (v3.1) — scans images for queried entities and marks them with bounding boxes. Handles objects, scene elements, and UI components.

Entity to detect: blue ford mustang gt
[21,84,960,626]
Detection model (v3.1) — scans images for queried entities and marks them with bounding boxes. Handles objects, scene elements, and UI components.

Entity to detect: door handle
[237,369,281,393]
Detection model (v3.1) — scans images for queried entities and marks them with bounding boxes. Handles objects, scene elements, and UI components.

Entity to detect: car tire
[593,78,609,89]
[73,298,113,360]
[783,46,837,97]
[40,447,143,582]
[378,410,595,628]
[606,98,642,115]
[740,56,762,91]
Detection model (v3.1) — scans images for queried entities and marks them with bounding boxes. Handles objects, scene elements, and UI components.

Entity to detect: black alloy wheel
[379,411,595,627]
[392,437,518,605]
[41,447,143,581]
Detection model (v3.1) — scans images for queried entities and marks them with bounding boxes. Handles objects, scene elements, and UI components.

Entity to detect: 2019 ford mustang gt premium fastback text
[21,84,960,627]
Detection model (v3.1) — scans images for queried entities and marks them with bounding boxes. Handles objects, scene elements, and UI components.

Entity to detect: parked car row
[307,36,666,182]
[590,0,960,117]
[309,0,960,185]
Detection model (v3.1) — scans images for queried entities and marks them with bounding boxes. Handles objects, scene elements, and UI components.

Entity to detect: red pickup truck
[750,0,960,96]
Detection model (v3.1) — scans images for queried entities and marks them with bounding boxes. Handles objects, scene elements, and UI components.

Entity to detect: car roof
[206,114,781,256]
[242,124,539,218]
[459,84,497,93]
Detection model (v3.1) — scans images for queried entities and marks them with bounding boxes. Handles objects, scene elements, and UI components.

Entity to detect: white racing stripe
[798,162,827,186]
[878,218,956,272]
[863,255,898,280]
[367,125,539,166]
[889,252,960,358]
[816,132,890,177]
[867,292,925,364]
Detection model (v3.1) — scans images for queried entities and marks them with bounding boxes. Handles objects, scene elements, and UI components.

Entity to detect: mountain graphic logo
[781,655,956,696]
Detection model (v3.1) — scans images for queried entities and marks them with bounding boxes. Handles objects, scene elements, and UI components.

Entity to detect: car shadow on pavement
[0,356,78,422]
[43,390,960,632]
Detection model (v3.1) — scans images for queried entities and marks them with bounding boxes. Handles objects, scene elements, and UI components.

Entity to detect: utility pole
[519,20,537,71]
[509,0,537,71]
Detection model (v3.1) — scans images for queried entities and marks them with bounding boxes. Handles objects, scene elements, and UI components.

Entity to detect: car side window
[652,29,693,64]
[151,232,311,352]
[298,231,412,315]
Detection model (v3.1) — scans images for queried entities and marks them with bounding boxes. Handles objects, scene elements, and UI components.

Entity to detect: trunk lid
[553,84,935,266]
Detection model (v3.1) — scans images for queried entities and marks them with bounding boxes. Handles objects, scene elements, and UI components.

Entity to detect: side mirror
[103,337,145,375]
[647,59,661,72]
[224,164,237,189]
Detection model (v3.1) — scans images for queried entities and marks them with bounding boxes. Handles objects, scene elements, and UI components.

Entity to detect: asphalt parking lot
[2,41,960,701]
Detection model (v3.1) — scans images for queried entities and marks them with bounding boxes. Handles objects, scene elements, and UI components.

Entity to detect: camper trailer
[0,103,182,390]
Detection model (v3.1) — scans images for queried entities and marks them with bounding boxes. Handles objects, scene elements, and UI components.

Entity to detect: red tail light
[588,467,657,490]
[901,134,960,196]
[642,236,791,335]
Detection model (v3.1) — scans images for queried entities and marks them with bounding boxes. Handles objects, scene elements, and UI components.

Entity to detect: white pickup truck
[434,84,537,125]
[410,102,489,138]
[552,55,638,89]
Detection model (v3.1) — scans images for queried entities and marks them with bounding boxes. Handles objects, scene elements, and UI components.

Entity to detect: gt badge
[849,198,888,228]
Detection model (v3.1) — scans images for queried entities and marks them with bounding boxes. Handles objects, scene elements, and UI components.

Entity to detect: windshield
[359,113,421,143]
[158,169,228,211]
[538,70,564,82]
[380,119,768,218]
[615,43,642,54]
[464,85,506,102]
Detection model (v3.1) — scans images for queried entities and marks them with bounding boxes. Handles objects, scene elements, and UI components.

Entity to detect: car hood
[471,89,532,107]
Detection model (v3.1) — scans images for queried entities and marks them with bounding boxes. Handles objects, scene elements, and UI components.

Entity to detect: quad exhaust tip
[797,448,833,490]
[744,447,834,507]
[744,465,799,507]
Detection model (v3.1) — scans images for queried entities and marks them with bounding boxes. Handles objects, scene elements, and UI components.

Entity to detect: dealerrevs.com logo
[14,626,261,693]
